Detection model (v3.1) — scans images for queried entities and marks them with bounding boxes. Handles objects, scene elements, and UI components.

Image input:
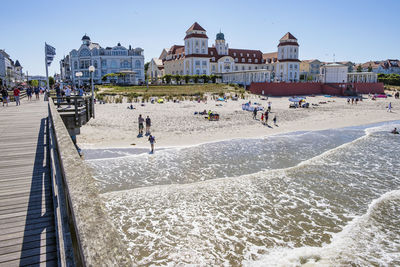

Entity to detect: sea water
[84,121,400,266]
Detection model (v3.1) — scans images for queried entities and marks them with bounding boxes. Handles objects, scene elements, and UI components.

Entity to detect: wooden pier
[0,99,57,266]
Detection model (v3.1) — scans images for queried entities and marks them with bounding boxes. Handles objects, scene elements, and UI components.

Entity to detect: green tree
[29,80,39,87]
[210,75,217,83]
[201,74,210,83]
[183,75,191,84]
[193,75,199,83]
[306,75,314,81]
[49,76,55,87]
[144,62,150,73]
[368,65,372,72]
[163,74,172,84]
[174,74,182,84]
[356,65,362,72]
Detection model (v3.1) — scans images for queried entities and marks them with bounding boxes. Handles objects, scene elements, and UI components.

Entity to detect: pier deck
[0,99,57,266]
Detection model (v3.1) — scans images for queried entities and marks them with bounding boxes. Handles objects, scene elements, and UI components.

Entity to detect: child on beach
[261,113,264,124]
[148,135,156,153]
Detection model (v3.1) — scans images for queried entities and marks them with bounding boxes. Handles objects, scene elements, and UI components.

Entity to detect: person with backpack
[1,87,9,107]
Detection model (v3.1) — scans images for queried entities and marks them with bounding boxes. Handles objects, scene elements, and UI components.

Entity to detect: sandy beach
[78,94,398,149]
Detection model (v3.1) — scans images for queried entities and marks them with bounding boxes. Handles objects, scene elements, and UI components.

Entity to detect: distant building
[319,63,348,83]
[164,22,266,77]
[300,59,321,81]
[0,49,24,86]
[147,49,166,83]
[60,55,71,83]
[67,34,145,85]
[319,63,377,83]
[361,59,400,74]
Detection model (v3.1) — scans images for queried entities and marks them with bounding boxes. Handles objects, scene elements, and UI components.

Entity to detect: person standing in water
[148,134,156,153]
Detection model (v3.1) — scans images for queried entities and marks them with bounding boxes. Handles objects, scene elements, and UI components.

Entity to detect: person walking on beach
[264,110,269,125]
[148,134,156,153]
[268,101,272,112]
[145,116,151,135]
[138,114,144,136]
[253,107,257,120]
[387,102,392,112]
[351,98,354,105]
[273,115,277,126]
[13,87,21,106]
[1,87,9,107]
[261,112,264,124]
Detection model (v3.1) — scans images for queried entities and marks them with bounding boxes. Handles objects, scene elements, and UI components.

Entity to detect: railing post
[74,97,78,126]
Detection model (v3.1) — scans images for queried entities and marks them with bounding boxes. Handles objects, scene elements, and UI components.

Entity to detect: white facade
[68,35,145,85]
[275,33,300,82]
[147,58,164,83]
[319,64,348,83]
[221,69,272,86]
[0,50,23,86]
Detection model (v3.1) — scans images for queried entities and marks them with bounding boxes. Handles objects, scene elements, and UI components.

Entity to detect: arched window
[135,60,141,69]
[74,61,78,69]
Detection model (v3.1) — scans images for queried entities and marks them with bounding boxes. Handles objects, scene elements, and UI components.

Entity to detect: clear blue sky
[1,0,399,76]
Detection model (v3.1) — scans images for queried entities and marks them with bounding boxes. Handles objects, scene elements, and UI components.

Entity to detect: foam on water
[91,121,400,265]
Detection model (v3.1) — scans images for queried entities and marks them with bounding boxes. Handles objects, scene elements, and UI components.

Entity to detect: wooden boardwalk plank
[0,99,57,266]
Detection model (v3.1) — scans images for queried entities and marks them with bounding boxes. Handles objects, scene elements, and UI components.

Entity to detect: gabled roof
[280,32,297,41]
[152,58,163,66]
[14,60,21,67]
[187,22,206,32]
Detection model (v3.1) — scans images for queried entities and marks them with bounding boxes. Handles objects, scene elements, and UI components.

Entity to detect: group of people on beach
[252,102,277,126]
[138,114,155,153]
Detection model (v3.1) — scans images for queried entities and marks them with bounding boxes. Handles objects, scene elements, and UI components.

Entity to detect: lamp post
[75,71,83,89]
[88,66,95,118]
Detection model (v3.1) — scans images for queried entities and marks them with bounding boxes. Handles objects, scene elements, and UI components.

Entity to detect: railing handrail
[48,98,132,266]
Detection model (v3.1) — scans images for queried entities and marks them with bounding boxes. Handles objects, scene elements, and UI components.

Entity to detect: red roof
[280,32,297,41]
[166,45,265,64]
[187,22,206,32]
[184,33,208,40]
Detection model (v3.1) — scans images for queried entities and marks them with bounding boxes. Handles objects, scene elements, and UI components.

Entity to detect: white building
[0,49,24,86]
[275,33,300,82]
[319,63,348,83]
[319,63,377,83]
[147,55,164,83]
[68,34,145,85]
[164,22,266,76]
[221,69,271,86]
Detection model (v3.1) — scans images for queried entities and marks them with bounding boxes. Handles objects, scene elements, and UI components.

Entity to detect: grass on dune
[98,84,244,97]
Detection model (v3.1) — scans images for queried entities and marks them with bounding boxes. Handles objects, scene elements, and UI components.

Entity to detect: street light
[88,66,95,119]
[75,71,83,89]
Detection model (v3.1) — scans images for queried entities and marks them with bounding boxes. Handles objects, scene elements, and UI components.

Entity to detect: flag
[45,43,56,66]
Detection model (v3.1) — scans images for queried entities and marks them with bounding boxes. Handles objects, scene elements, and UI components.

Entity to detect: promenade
[0,99,57,266]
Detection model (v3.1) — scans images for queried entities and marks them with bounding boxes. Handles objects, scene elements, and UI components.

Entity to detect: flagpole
[45,42,50,91]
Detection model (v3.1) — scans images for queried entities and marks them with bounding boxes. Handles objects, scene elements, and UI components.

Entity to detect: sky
[1,0,399,76]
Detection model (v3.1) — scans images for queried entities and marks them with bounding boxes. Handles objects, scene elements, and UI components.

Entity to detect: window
[240,53,243,56]
[249,59,252,63]
[202,61,207,66]
[196,49,199,53]
[203,70,206,74]
[101,60,107,68]
[210,51,213,55]
[202,48,205,53]
[135,60,141,69]
[235,58,238,62]
[248,66,251,70]
[195,61,200,66]
[255,59,258,63]
[196,69,200,75]
[290,64,293,69]
[212,65,216,71]
[294,65,298,70]
[235,66,238,71]
[233,52,236,56]
[253,53,256,57]
[247,53,249,57]
[195,41,199,46]
[242,58,245,62]
[74,61,77,69]
[94,61,98,68]
[212,57,215,61]
[242,66,245,70]
[255,66,258,69]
